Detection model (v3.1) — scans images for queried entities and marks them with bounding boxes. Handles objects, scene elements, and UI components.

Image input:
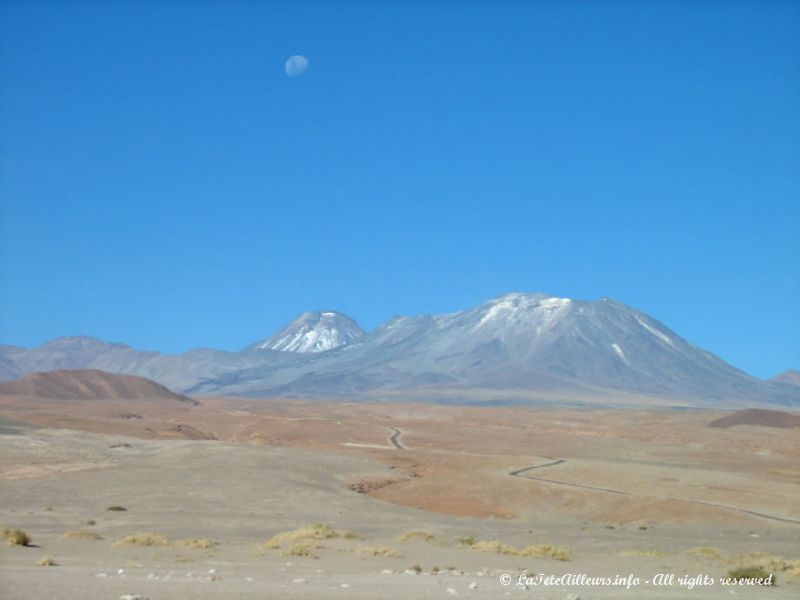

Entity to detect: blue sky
[1,1,798,378]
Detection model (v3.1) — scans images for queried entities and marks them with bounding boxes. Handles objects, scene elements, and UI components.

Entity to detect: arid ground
[1,392,798,599]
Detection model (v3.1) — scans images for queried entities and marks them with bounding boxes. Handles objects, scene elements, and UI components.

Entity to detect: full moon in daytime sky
[285,55,309,77]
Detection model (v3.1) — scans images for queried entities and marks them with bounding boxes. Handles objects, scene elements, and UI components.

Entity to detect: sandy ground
[0,396,798,599]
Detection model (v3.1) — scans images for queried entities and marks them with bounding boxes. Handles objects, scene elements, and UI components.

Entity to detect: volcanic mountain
[191,293,799,407]
[0,369,196,403]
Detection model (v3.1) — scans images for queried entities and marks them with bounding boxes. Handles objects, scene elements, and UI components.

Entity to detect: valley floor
[0,396,798,599]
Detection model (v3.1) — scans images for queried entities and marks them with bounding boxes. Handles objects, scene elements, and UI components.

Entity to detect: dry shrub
[1,527,31,546]
[726,566,774,584]
[469,540,519,555]
[684,547,723,560]
[354,546,400,558]
[685,547,800,576]
[262,523,355,549]
[37,556,57,567]
[519,544,572,561]
[457,535,477,546]
[730,552,799,574]
[398,531,439,544]
[464,538,571,561]
[62,530,103,541]
[113,532,170,547]
[287,542,319,558]
[177,538,216,550]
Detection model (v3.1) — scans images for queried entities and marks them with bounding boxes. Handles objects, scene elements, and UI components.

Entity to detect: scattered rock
[119,595,146,600]
[293,578,307,584]
[381,569,394,575]
[469,581,478,590]
[446,588,458,596]
[340,583,350,588]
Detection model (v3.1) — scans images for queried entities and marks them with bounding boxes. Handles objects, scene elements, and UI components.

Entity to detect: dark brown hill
[0,369,197,404]
[708,408,800,429]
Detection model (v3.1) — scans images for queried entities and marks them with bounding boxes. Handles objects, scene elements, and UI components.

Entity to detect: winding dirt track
[509,458,800,525]
[387,427,406,450]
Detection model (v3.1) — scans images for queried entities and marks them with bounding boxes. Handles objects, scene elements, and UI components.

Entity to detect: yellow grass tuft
[457,535,477,546]
[62,530,103,541]
[519,544,572,561]
[113,532,170,548]
[726,566,774,584]
[684,546,724,560]
[354,546,400,558]
[286,542,319,558]
[469,540,519,555]
[684,547,800,576]
[398,531,440,544]
[463,538,571,561]
[262,523,356,549]
[176,538,216,550]
[37,556,57,567]
[1,527,31,547]
[730,552,800,574]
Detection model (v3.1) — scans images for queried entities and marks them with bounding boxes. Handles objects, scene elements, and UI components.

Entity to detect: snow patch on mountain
[635,315,676,347]
[611,343,629,364]
[477,293,570,328]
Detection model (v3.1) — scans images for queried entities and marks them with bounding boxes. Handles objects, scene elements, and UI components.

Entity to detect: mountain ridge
[2,292,797,408]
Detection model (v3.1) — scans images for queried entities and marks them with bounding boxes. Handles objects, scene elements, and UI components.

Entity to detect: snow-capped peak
[248,311,365,353]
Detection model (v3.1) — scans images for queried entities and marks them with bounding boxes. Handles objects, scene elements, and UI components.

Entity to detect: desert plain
[0,389,798,599]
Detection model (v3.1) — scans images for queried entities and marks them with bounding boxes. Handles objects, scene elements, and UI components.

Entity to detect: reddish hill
[708,408,800,429]
[0,369,197,404]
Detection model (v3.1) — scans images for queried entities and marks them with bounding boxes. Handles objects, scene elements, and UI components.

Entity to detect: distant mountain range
[2,293,798,408]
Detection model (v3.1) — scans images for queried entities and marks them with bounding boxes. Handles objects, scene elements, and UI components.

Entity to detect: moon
[285,55,309,77]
